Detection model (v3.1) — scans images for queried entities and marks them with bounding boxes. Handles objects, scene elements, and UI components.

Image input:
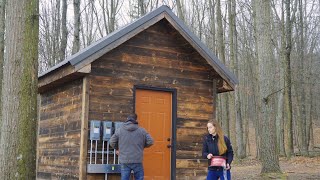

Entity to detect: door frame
[133,85,177,180]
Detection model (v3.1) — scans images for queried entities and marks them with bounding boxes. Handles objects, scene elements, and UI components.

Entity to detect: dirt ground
[232,156,320,179]
[231,126,320,179]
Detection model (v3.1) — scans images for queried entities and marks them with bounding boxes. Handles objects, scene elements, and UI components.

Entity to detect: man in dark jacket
[110,113,154,180]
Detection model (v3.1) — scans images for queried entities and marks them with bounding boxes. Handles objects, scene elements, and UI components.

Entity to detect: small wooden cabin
[37,5,238,180]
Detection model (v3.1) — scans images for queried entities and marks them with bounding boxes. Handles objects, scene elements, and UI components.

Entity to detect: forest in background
[0,0,319,178]
[37,0,320,159]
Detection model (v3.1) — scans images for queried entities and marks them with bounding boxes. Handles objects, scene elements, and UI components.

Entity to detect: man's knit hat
[126,113,138,124]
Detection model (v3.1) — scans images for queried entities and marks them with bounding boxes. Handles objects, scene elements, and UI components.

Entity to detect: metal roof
[39,5,238,87]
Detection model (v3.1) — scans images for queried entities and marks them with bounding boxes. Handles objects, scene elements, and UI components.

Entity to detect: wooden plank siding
[37,79,83,179]
[88,19,213,179]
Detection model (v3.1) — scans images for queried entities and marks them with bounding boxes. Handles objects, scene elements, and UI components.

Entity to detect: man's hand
[207,153,213,159]
[116,150,119,155]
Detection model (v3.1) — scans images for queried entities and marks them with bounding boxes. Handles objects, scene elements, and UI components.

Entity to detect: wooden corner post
[79,76,89,179]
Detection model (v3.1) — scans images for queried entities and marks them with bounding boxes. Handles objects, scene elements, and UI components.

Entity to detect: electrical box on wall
[90,120,101,140]
[87,120,122,174]
[102,121,113,141]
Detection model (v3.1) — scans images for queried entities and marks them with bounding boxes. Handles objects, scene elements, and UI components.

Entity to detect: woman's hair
[208,120,227,155]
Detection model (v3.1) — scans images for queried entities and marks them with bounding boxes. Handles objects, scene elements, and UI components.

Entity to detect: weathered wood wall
[37,79,83,179]
[88,19,216,179]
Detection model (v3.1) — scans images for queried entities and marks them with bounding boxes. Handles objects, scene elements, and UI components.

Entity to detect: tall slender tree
[208,0,216,53]
[103,0,121,34]
[254,0,281,173]
[0,0,5,131]
[296,0,308,156]
[274,0,286,157]
[72,0,80,54]
[284,0,294,158]
[229,0,245,158]
[0,0,39,178]
[138,0,146,16]
[216,0,230,139]
[59,0,67,61]
[176,0,185,22]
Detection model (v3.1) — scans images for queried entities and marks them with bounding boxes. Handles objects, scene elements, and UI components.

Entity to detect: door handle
[167,144,172,148]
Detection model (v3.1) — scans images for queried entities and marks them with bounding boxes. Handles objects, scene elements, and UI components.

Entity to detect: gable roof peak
[39,5,238,91]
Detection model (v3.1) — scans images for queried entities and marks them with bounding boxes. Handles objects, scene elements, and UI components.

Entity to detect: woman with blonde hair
[202,120,234,180]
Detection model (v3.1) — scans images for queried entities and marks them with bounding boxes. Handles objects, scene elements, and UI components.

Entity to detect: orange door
[135,89,172,180]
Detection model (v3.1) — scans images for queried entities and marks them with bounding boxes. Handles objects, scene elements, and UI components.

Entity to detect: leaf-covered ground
[232,156,320,179]
[231,125,320,179]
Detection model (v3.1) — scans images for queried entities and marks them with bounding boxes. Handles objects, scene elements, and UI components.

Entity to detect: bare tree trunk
[59,0,67,61]
[309,120,314,150]
[228,92,235,148]
[0,0,5,130]
[176,0,185,22]
[296,0,308,156]
[72,0,80,54]
[276,8,285,155]
[240,20,251,156]
[251,0,262,159]
[276,87,285,156]
[208,0,216,53]
[228,0,245,158]
[308,52,317,151]
[191,0,205,40]
[275,0,286,157]
[53,0,60,65]
[39,0,66,70]
[100,0,121,35]
[216,0,230,140]
[308,94,314,150]
[283,0,294,158]
[83,0,95,47]
[0,0,39,178]
[303,1,313,153]
[305,76,312,152]
[216,0,225,70]
[138,0,145,16]
[254,0,281,173]
[108,0,115,33]
[238,1,259,157]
